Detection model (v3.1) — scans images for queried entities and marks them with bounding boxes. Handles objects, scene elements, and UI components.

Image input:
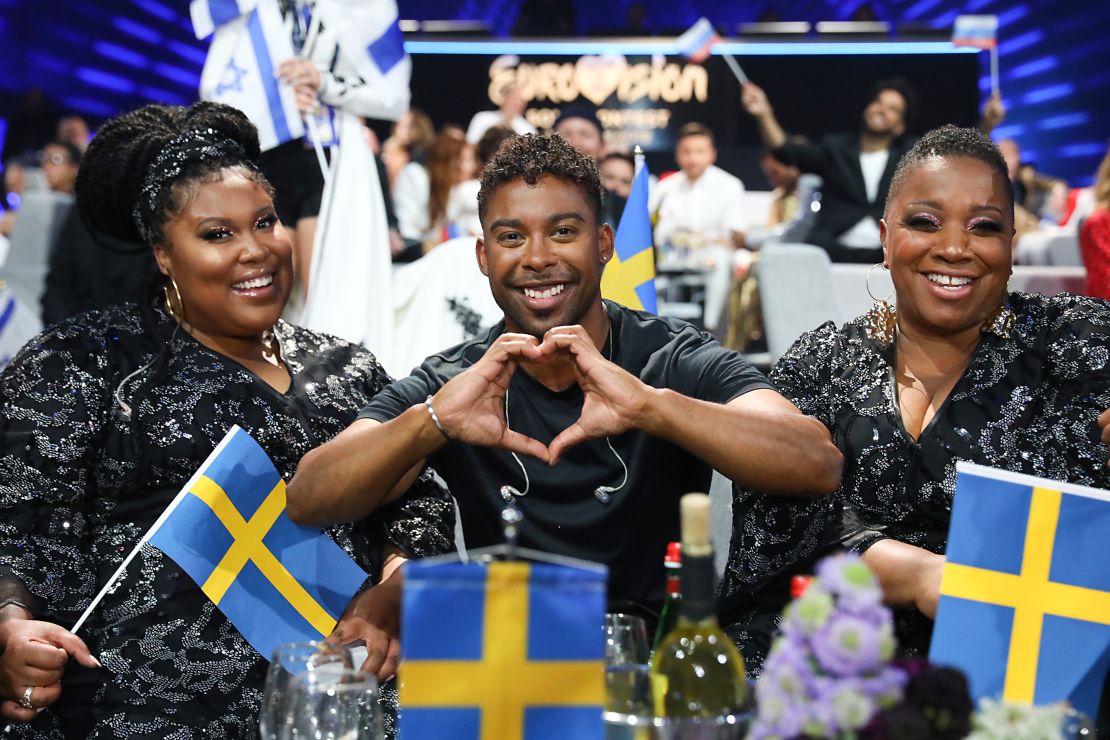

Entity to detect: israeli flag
[190,0,259,41]
[195,0,305,152]
[315,0,410,121]
[0,289,43,371]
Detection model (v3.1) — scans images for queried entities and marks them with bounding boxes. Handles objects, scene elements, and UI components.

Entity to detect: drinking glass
[603,613,651,715]
[283,668,382,740]
[260,641,353,740]
[603,613,649,666]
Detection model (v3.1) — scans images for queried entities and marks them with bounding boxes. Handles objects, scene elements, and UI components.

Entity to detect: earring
[864,263,896,346]
[981,302,1015,339]
[163,277,186,325]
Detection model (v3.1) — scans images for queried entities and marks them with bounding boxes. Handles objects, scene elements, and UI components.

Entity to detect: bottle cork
[680,493,712,557]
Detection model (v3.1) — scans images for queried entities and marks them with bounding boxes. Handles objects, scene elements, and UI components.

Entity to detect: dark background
[408,50,980,189]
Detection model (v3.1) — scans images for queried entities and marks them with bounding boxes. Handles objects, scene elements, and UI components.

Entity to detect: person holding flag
[193,0,410,300]
[287,133,844,628]
[741,78,1006,264]
[0,102,451,736]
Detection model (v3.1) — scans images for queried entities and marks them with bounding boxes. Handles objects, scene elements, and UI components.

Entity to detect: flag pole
[69,428,240,634]
[300,7,332,188]
[720,52,749,85]
[989,46,1000,97]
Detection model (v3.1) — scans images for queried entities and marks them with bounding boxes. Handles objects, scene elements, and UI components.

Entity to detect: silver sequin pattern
[721,292,1110,670]
[0,303,454,738]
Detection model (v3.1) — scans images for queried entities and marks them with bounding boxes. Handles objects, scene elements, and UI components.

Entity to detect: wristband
[424,396,450,439]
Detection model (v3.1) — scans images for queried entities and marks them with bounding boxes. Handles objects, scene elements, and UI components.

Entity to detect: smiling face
[862,89,907,138]
[154,168,294,340]
[477,174,613,338]
[881,155,1013,340]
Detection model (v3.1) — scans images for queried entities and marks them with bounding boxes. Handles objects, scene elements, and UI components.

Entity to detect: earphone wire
[500,313,627,504]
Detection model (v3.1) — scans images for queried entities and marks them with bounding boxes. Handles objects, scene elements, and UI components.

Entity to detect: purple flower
[781,585,835,637]
[859,665,908,708]
[762,641,817,699]
[816,552,882,609]
[753,680,807,738]
[812,612,885,676]
[817,677,879,733]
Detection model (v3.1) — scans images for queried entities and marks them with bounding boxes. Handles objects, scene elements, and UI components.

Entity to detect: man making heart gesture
[287,133,842,627]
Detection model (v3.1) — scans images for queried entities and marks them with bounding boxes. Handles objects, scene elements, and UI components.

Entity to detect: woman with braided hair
[0,102,453,737]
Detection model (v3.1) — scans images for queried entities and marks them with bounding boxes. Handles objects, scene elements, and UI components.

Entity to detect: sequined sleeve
[0,323,110,624]
[1026,294,1110,489]
[722,322,840,602]
[374,468,455,560]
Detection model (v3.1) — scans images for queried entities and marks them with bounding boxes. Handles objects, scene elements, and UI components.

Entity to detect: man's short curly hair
[477,133,603,224]
[888,124,1014,218]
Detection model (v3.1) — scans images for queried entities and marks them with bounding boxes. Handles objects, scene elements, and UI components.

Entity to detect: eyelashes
[903,213,1004,233]
[967,216,1004,233]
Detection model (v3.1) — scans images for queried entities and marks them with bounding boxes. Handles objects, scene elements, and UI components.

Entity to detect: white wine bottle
[650,493,747,719]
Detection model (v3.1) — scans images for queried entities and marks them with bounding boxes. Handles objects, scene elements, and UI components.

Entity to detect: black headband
[131,128,255,244]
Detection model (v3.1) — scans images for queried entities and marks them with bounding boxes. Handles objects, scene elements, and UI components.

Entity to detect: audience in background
[553,105,606,162]
[741,78,919,263]
[600,151,635,199]
[1081,148,1110,300]
[0,141,79,238]
[553,106,626,227]
[393,108,436,164]
[54,115,90,154]
[465,82,536,144]
[650,122,747,249]
[761,150,802,229]
[446,125,518,239]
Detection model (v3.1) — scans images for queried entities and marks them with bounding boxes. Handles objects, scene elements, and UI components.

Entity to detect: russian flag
[952,14,998,50]
[675,17,720,64]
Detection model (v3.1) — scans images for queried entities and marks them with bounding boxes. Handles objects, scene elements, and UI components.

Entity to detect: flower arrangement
[748,553,906,739]
[747,553,1086,740]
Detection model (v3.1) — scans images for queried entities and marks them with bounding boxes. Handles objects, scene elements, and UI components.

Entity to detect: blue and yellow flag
[400,560,606,739]
[601,152,657,314]
[148,426,367,659]
[930,462,1110,718]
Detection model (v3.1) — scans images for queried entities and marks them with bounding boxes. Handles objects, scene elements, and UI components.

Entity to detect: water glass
[283,668,382,740]
[604,613,652,715]
[260,641,353,740]
[604,613,650,666]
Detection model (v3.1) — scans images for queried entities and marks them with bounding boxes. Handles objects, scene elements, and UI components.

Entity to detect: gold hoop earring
[164,277,186,325]
[981,302,1015,339]
[864,262,896,346]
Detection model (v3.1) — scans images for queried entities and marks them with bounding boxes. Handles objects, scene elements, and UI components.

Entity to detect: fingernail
[92,655,103,668]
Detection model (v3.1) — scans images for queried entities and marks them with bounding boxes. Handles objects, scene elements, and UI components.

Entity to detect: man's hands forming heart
[429,326,650,465]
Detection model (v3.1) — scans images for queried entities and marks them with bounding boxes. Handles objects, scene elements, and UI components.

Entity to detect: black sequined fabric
[721,292,1110,671]
[0,303,454,738]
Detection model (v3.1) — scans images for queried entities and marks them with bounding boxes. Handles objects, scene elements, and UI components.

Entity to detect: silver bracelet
[0,597,31,614]
[424,396,450,439]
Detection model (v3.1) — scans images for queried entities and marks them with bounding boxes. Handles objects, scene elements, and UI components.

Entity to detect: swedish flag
[148,426,367,659]
[601,151,657,314]
[400,560,606,739]
[930,462,1110,718]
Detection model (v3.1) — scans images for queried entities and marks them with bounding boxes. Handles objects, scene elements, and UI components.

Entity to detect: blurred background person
[393,108,436,165]
[465,81,535,143]
[651,122,747,250]
[600,151,634,200]
[741,78,918,263]
[1081,147,1110,301]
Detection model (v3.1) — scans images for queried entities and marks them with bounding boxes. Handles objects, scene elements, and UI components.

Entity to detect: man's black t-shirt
[360,301,772,612]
